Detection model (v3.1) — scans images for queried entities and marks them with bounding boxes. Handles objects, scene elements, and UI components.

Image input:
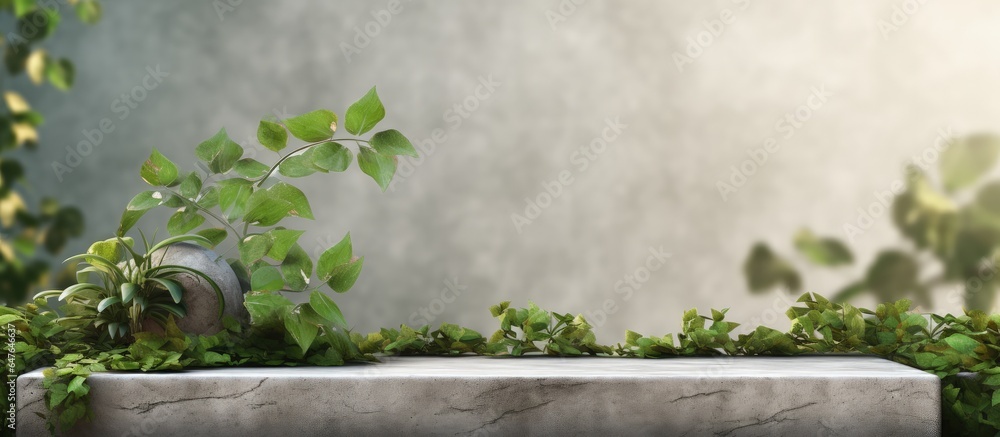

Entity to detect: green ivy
[362,294,999,436]
[4,292,1000,435]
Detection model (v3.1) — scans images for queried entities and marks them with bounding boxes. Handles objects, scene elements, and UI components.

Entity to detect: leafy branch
[120,87,416,304]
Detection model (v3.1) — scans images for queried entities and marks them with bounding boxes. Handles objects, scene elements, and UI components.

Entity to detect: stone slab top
[16,355,942,436]
[18,354,938,380]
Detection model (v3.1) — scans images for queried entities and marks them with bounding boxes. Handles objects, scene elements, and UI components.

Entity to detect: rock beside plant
[148,243,247,335]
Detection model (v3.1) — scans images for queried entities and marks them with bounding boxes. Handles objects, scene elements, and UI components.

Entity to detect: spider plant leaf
[120,283,138,303]
[118,236,144,265]
[59,283,102,301]
[133,295,147,311]
[97,296,121,312]
[148,264,225,317]
[77,266,106,276]
[148,277,183,304]
[151,303,187,319]
[65,253,127,282]
[108,322,120,339]
[34,289,63,300]
[148,234,212,254]
[147,312,168,326]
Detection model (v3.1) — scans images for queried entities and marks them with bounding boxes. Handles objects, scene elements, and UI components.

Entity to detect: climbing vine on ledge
[9,292,993,435]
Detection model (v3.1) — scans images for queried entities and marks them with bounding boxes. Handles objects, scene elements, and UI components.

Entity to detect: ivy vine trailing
[4,292,1000,435]
[1,91,998,436]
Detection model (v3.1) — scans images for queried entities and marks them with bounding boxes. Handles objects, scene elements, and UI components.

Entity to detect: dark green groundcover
[1,292,998,436]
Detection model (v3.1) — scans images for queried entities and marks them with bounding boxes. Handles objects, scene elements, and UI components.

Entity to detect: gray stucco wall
[14,0,1000,339]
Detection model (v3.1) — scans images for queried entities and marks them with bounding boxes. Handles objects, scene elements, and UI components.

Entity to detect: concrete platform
[16,356,940,436]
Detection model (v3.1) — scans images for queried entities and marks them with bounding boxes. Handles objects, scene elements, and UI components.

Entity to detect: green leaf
[167,209,205,235]
[281,244,312,291]
[257,119,288,152]
[244,182,314,226]
[865,251,919,303]
[357,146,396,192]
[309,142,352,172]
[195,128,243,174]
[317,233,352,282]
[118,210,145,237]
[198,186,220,208]
[943,333,979,355]
[233,158,270,179]
[119,191,164,235]
[195,228,228,247]
[278,154,319,178]
[345,87,385,135]
[97,296,120,312]
[370,129,417,157]
[45,58,74,90]
[239,233,274,266]
[940,134,1000,191]
[250,266,284,292]
[711,308,727,322]
[127,191,165,211]
[149,234,212,254]
[140,149,179,186]
[284,311,318,354]
[742,243,801,293]
[309,291,348,329]
[87,237,127,264]
[842,303,865,338]
[285,110,337,142]
[280,184,316,211]
[75,1,102,24]
[327,257,363,293]
[489,302,510,318]
[266,229,305,262]
[229,259,251,292]
[244,291,294,329]
[13,0,34,17]
[120,283,138,303]
[218,178,254,221]
[793,229,852,266]
[244,191,291,227]
[179,172,202,198]
[149,278,184,304]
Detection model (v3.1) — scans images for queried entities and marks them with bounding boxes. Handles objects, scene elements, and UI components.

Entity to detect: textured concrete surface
[17,356,940,436]
[149,243,247,335]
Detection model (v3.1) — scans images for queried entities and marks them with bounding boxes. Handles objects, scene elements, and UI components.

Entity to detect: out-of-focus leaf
[941,134,1000,192]
[742,243,801,293]
[793,229,852,266]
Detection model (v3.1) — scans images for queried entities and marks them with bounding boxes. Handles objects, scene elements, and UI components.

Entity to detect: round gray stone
[147,243,247,335]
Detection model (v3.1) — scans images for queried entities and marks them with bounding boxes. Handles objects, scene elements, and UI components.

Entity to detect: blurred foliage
[744,134,1000,311]
[0,0,100,305]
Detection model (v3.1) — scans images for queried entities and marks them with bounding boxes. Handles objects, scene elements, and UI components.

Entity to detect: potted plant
[34,234,241,340]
